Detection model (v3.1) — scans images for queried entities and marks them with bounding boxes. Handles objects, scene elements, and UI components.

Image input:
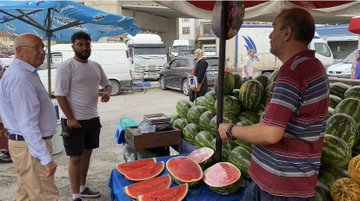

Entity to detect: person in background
[55,31,112,201]
[219,8,329,200]
[189,48,208,102]
[242,49,255,81]
[352,49,360,79]
[0,34,58,200]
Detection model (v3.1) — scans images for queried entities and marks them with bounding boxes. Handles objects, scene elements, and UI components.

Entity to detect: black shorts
[61,117,102,156]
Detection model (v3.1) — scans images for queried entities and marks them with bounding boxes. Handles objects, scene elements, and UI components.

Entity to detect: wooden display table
[125,127,181,160]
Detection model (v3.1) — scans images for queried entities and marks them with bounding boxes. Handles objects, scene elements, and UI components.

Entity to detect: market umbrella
[0,0,140,95]
[348,16,360,34]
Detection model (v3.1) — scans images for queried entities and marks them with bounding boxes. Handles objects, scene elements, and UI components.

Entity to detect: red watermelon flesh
[203,162,240,187]
[124,161,164,182]
[188,147,214,163]
[117,158,156,175]
[124,175,171,199]
[138,184,188,201]
[166,157,203,187]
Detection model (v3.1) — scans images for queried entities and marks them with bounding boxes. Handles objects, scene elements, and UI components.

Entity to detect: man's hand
[218,123,233,141]
[100,92,110,102]
[43,160,57,178]
[67,118,81,129]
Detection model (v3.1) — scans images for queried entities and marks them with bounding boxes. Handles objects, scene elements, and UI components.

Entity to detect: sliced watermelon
[124,175,171,199]
[138,184,188,201]
[166,157,203,187]
[188,147,214,170]
[203,162,242,195]
[124,161,164,182]
[117,158,156,175]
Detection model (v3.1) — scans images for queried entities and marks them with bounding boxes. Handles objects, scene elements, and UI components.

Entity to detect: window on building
[182,18,189,22]
[203,24,215,37]
[182,27,190,35]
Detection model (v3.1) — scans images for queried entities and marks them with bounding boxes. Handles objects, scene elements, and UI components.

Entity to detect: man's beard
[75,50,91,60]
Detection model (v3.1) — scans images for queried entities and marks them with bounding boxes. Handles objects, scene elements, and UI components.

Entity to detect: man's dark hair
[71,31,91,43]
[280,8,315,44]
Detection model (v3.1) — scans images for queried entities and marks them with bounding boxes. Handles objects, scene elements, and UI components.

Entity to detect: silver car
[327,51,355,78]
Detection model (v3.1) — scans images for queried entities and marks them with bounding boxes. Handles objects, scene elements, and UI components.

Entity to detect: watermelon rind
[203,162,242,195]
[124,161,164,182]
[166,157,203,188]
[117,158,156,175]
[321,134,352,168]
[124,175,171,199]
[188,147,215,170]
[138,184,188,201]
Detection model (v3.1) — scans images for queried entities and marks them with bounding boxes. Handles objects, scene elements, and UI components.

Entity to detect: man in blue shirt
[0,34,59,200]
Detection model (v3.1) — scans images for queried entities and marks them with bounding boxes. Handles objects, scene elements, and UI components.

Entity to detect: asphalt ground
[0,84,186,201]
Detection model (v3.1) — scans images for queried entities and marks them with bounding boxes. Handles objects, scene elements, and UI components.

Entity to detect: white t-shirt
[55,58,111,120]
[242,55,254,78]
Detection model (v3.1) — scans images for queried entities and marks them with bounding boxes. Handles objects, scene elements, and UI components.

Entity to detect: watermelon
[199,110,215,131]
[203,90,216,112]
[353,142,360,157]
[188,147,215,170]
[176,100,193,119]
[255,75,270,89]
[234,140,252,153]
[312,182,331,201]
[318,167,349,188]
[321,134,352,168]
[138,184,188,201]
[239,80,263,111]
[223,114,239,124]
[124,175,171,199]
[209,116,217,136]
[325,113,359,148]
[330,82,351,99]
[329,94,342,108]
[328,107,335,119]
[214,95,241,116]
[227,146,252,181]
[172,118,188,131]
[124,162,165,182]
[117,158,156,175]
[233,72,242,89]
[215,72,235,95]
[194,96,206,106]
[232,89,240,98]
[210,138,232,161]
[187,105,207,124]
[263,81,276,105]
[236,119,253,126]
[195,130,214,148]
[344,85,360,100]
[166,157,203,187]
[238,111,260,124]
[348,154,360,184]
[203,162,242,195]
[330,178,360,201]
[182,123,200,145]
[269,70,279,83]
[335,98,360,130]
[170,114,180,124]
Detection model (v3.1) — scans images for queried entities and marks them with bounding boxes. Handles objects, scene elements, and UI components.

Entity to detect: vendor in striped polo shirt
[219,8,329,201]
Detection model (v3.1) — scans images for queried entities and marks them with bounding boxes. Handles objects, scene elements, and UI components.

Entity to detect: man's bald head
[14,34,45,68]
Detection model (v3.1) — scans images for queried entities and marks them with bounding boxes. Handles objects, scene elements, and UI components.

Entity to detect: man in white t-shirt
[242,49,255,81]
[55,31,112,201]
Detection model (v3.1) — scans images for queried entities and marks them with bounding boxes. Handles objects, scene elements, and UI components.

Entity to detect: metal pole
[215,1,228,162]
[46,8,52,97]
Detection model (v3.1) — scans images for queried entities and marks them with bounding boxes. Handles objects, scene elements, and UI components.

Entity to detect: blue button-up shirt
[0,58,56,165]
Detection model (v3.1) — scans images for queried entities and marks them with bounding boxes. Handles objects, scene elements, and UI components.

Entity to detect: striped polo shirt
[249,50,330,198]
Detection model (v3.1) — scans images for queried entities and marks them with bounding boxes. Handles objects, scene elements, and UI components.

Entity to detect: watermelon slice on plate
[166,156,203,187]
[188,147,214,169]
[124,161,165,182]
[138,184,188,201]
[124,175,171,199]
[117,158,156,175]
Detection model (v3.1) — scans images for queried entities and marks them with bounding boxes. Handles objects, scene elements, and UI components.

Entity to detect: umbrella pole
[215,1,228,162]
[46,8,52,97]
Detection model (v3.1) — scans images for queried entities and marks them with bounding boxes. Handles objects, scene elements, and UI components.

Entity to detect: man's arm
[243,64,249,78]
[56,96,81,129]
[218,122,284,145]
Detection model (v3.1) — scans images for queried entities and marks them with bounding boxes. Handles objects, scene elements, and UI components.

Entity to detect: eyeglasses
[19,45,46,52]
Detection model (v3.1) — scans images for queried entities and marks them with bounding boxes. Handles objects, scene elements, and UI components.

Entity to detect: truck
[225,24,334,75]
[37,43,133,96]
[126,33,167,80]
[170,39,195,57]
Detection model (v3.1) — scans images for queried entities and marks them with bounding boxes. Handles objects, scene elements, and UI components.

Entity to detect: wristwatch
[226,124,235,140]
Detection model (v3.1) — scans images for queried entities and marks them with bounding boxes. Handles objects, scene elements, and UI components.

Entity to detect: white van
[38,43,133,95]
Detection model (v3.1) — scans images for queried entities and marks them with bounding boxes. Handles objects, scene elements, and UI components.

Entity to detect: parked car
[327,51,355,78]
[159,56,218,96]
